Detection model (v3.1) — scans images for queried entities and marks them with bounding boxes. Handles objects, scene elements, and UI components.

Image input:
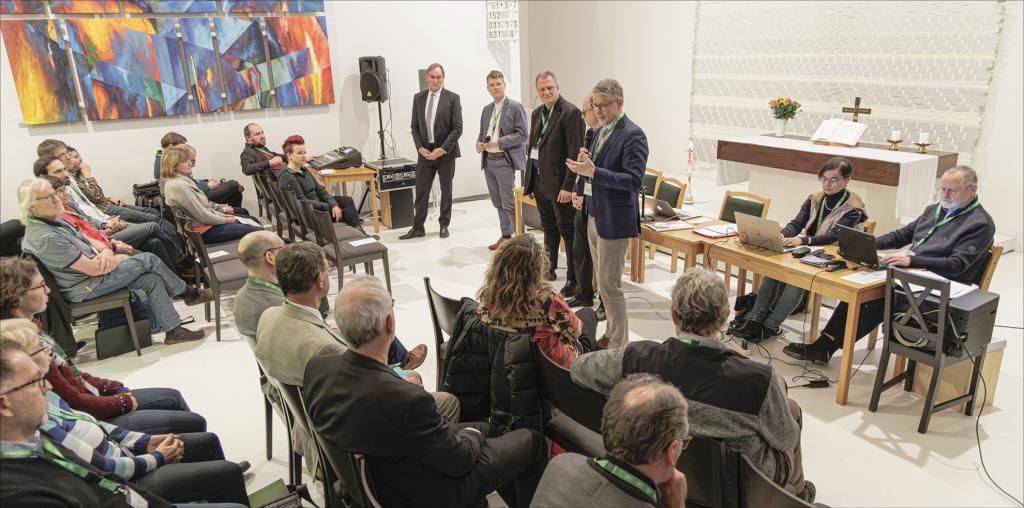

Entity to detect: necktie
[426,93,436,144]
[594,126,612,157]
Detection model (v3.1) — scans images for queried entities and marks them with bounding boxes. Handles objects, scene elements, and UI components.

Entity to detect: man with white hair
[304,276,546,508]
[17,178,209,345]
[571,267,815,502]
[786,165,996,364]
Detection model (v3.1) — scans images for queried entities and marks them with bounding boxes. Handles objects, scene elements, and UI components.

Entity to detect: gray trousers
[483,156,516,237]
[587,217,631,348]
[749,277,806,329]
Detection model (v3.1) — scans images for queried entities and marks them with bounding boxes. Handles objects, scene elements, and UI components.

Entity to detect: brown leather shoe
[402,344,428,370]
[183,287,214,306]
[164,327,206,345]
[488,236,510,251]
[596,336,611,350]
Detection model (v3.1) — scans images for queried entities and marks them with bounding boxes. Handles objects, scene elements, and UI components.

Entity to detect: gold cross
[842,97,871,123]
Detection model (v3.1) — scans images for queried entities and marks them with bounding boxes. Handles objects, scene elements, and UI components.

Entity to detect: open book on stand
[810,119,867,147]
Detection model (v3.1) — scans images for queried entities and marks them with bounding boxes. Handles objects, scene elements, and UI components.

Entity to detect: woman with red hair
[276,135,362,229]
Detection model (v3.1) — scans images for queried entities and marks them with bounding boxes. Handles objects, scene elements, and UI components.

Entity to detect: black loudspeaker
[359,56,388,102]
[386,188,414,229]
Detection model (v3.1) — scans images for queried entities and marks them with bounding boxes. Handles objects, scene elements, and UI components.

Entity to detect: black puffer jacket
[440,300,543,436]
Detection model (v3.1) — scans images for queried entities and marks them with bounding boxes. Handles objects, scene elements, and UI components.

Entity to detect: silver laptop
[643,196,701,220]
[735,212,795,254]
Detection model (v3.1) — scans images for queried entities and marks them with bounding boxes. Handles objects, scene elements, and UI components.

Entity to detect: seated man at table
[785,165,996,365]
[532,374,689,508]
[730,156,867,343]
[571,267,815,502]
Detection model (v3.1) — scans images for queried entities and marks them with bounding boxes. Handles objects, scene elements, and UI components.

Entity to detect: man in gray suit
[400,63,463,240]
[476,70,528,250]
[531,374,689,508]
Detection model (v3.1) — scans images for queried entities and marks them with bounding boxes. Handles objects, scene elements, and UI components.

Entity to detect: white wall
[521,0,696,177]
[0,1,519,221]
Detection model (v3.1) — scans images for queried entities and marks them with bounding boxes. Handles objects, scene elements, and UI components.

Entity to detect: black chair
[29,254,143,357]
[529,341,607,457]
[738,455,813,508]
[240,334,283,463]
[306,202,391,292]
[167,207,242,264]
[257,366,303,486]
[269,183,303,242]
[281,189,320,243]
[678,437,741,508]
[869,267,991,434]
[178,227,247,341]
[423,276,464,385]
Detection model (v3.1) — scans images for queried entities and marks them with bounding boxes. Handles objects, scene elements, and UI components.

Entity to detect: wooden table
[633,218,729,283]
[316,166,380,233]
[703,240,886,405]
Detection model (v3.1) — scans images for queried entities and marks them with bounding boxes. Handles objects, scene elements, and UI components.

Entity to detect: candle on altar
[891,130,901,140]
[919,132,930,144]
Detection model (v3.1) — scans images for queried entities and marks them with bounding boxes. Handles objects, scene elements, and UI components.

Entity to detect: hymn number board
[486,0,518,42]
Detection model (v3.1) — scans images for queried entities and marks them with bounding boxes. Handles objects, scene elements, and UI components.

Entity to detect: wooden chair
[646,177,689,272]
[714,191,770,295]
[423,277,464,386]
[643,167,663,198]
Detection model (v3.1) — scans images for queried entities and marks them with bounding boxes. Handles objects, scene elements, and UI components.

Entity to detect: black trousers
[413,153,456,230]
[534,190,576,282]
[316,195,360,228]
[454,427,545,508]
[820,300,885,350]
[205,180,244,208]
[572,208,594,300]
[133,432,248,505]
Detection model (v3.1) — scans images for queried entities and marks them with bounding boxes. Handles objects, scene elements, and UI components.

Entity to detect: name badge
[530,147,539,161]
[583,180,593,197]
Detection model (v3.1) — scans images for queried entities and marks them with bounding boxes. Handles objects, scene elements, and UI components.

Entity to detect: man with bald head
[240,123,285,179]
[233,230,290,339]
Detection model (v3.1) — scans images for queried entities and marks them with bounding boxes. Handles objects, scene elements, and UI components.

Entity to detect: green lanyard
[595,458,659,504]
[28,217,91,246]
[592,113,624,161]
[0,436,125,495]
[489,99,506,138]
[674,334,721,349]
[815,190,848,233]
[538,106,554,144]
[914,199,981,249]
[248,276,282,294]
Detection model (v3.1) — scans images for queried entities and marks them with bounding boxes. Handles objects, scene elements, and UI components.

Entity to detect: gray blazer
[531,452,659,508]
[255,303,348,387]
[477,97,528,171]
[233,279,285,339]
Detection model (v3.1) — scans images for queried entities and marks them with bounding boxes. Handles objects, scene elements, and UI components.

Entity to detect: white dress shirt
[426,87,442,144]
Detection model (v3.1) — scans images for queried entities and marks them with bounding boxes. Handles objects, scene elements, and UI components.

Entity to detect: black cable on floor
[966,349,1024,506]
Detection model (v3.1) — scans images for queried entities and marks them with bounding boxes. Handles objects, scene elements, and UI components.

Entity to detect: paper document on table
[646,222,694,232]
[695,224,737,238]
[236,217,261,228]
[349,237,378,247]
[208,250,229,259]
[685,216,714,225]
[672,207,702,219]
[841,270,887,285]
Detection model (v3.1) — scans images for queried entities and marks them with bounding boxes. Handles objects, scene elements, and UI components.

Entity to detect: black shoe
[544,269,556,281]
[727,319,757,339]
[399,228,425,240]
[560,281,577,299]
[757,325,783,343]
[565,296,594,308]
[783,339,834,365]
[237,460,251,474]
[595,302,607,322]
[439,226,450,238]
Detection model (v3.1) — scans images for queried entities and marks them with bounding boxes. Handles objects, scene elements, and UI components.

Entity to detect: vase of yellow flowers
[769,97,801,137]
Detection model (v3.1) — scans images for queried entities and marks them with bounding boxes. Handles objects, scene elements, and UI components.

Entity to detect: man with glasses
[533,374,689,508]
[524,71,585,290]
[566,78,648,350]
[786,165,996,364]
[572,268,815,502]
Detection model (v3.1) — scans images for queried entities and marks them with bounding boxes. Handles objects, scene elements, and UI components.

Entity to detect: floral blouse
[477,290,584,368]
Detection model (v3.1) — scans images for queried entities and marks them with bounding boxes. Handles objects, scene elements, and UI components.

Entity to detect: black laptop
[836,225,888,269]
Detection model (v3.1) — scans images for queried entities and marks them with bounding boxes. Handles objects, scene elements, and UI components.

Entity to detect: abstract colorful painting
[49,0,119,14]
[0,20,81,124]
[282,0,323,12]
[178,18,223,113]
[65,18,193,120]
[265,15,334,107]
[1,0,46,14]
[123,0,217,13]
[222,0,279,13]
[213,16,272,110]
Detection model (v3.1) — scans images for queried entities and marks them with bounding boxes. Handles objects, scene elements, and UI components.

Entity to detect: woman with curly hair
[476,234,597,367]
[0,256,205,434]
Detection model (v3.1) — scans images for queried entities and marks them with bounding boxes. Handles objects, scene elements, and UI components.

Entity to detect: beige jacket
[255,302,348,387]
[163,175,226,229]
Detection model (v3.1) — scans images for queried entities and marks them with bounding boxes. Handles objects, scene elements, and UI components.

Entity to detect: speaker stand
[376,101,387,161]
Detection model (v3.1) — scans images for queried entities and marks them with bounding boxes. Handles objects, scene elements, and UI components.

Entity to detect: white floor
[77,176,1024,507]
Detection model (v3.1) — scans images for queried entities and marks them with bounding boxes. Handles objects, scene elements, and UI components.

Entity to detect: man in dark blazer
[239,123,284,179]
[525,71,585,293]
[400,63,463,240]
[476,70,528,250]
[303,276,545,508]
[568,78,648,350]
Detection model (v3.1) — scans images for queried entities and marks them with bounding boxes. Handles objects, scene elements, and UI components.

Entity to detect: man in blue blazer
[567,79,648,349]
[476,70,528,250]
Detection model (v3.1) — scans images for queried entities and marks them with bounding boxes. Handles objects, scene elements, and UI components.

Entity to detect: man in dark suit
[476,70,528,250]
[568,78,648,349]
[566,93,600,310]
[239,123,284,179]
[525,71,585,293]
[303,276,545,508]
[400,63,463,240]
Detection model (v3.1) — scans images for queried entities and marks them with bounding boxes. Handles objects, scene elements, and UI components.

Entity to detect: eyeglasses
[819,176,843,184]
[188,159,197,166]
[34,192,60,203]
[0,373,47,396]
[28,341,53,358]
[592,100,617,111]
[678,437,692,450]
[28,281,47,292]
[939,186,970,195]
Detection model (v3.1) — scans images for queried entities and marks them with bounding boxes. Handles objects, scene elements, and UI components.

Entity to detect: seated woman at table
[729,157,867,343]
[276,135,362,229]
[476,234,597,366]
[162,145,261,244]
